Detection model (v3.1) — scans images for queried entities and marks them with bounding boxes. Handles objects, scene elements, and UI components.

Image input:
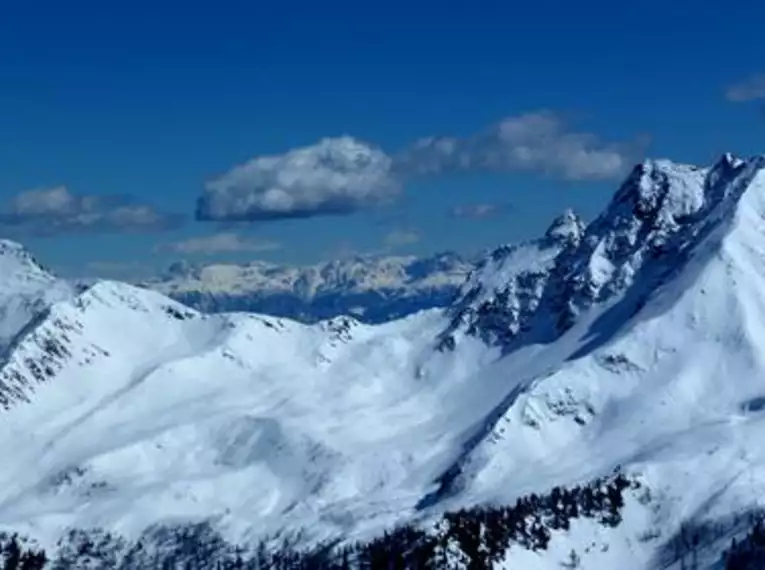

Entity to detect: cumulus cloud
[450,203,505,219]
[0,186,182,236]
[196,136,400,222]
[725,74,765,102]
[196,112,645,223]
[383,229,420,248]
[155,232,281,255]
[394,111,643,181]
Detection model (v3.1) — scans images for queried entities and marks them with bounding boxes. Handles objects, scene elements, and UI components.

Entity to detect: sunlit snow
[0,154,764,569]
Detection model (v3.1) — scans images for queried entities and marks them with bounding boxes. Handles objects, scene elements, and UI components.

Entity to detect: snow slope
[0,278,512,551]
[433,154,765,567]
[0,240,74,351]
[1,154,765,568]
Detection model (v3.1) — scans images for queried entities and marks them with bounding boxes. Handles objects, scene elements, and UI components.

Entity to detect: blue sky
[1,1,764,277]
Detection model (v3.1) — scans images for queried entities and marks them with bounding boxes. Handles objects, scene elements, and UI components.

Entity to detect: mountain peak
[0,238,74,351]
[0,239,47,269]
[595,157,713,246]
[716,151,745,170]
[0,238,67,291]
[0,239,28,253]
[544,208,585,245]
[441,154,765,350]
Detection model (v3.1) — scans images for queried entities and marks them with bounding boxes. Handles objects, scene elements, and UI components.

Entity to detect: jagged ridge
[441,154,765,351]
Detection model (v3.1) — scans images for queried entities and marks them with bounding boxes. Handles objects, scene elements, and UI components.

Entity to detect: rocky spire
[544,209,585,246]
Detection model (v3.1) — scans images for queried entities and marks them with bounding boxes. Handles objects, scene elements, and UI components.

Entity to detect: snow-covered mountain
[1,153,765,567]
[438,208,586,349]
[141,252,473,324]
[0,240,74,352]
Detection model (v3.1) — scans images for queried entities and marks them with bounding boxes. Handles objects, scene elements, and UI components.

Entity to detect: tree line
[0,471,637,569]
[725,514,765,570]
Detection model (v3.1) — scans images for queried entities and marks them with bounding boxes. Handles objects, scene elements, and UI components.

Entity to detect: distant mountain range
[139,252,476,323]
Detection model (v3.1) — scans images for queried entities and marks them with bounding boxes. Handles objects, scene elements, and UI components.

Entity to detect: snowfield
[0,154,764,567]
[0,280,504,552]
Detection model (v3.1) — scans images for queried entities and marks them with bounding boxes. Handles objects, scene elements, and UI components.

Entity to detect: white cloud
[196,112,646,224]
[726,74,765,102]
[0,186,181,236]
[383,229,420,248]
[394,111,642,181]
[156,232,281,255]
[196,136,400,222]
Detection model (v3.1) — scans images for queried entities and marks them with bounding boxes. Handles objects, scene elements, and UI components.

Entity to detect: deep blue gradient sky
[1,1,763,276]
